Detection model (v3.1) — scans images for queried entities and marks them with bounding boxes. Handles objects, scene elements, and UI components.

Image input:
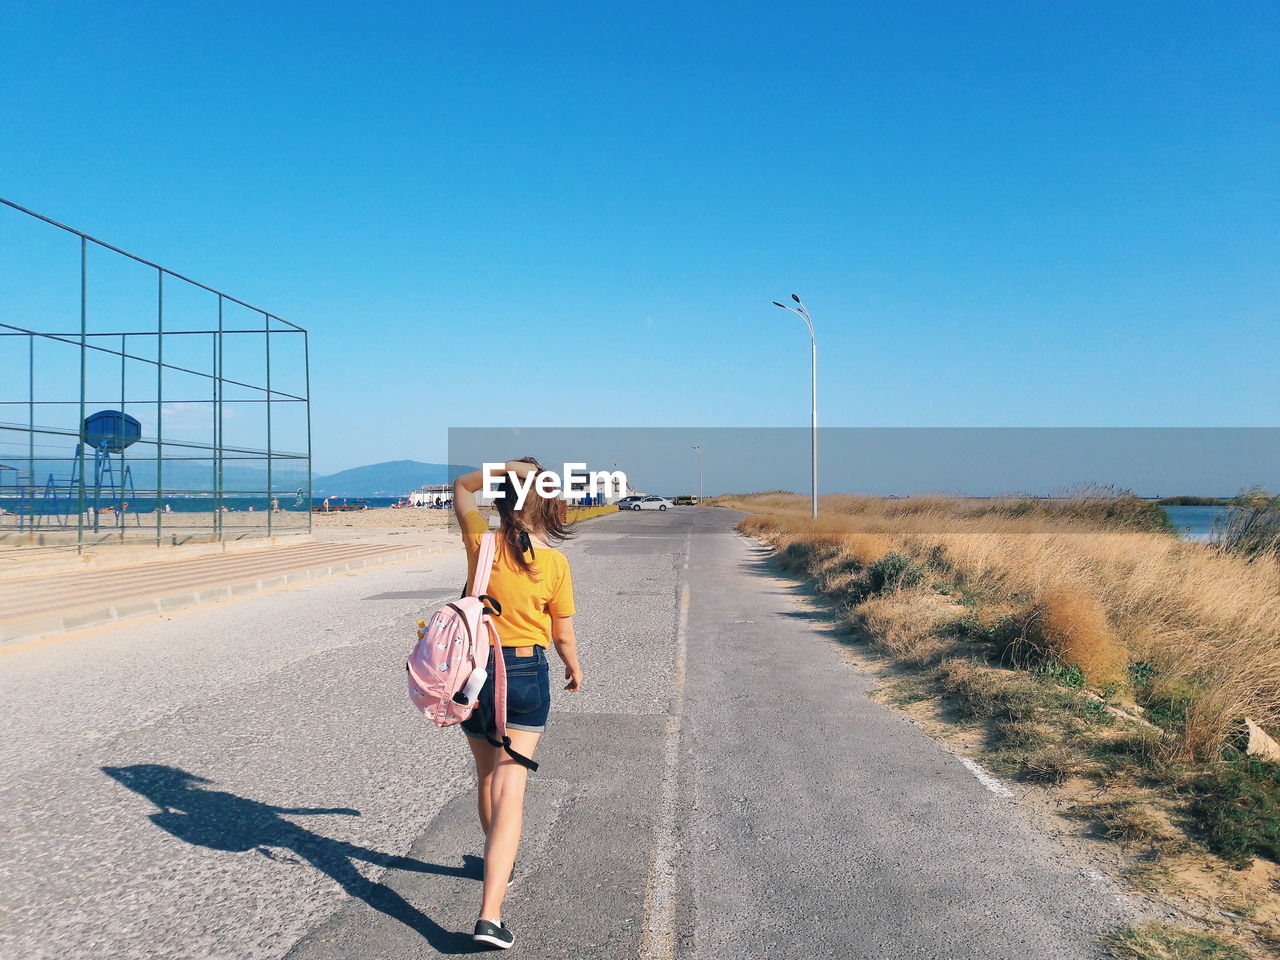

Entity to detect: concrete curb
[0,544,441,648]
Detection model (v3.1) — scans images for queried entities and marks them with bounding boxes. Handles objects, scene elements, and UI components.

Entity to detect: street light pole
[771,294,818,519]
[691,445,703,502]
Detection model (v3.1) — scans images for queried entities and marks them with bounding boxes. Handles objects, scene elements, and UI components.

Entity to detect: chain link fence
[0,198,311,554]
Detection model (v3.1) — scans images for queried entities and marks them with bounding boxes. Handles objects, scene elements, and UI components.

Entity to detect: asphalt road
[0,508,1131,959]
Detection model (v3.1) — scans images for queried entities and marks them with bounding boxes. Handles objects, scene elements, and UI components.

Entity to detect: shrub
[1215,487,1280,559]
[844,533,892,567]
[1088,730,1180,783]
[1036,661,1087,689]
[935,659,1071,725]
[1088,800,1172,845]
[936,659,1001,717]
[866,552,924,593]
[1128,661,1156,689]
[851,590,955,665]
[1102,807,1165,844]
[1079,697,1116,726]
[775,536,841,574]
[1135,675,1232,758]
[996,718,1050,749]
[947,612,1022,653]
[985,486,1176,534]
[814,560,868,598]
[1020,746,1081,784]
[1025,583,1127,683]
[1188,757,1280,868]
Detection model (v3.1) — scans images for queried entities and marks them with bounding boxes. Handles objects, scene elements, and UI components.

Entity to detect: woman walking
[452,458,583,949]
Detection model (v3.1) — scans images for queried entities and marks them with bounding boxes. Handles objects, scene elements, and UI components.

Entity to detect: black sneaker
[472,918,514,950]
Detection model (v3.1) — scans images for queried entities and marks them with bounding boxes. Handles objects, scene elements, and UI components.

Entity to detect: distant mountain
[0,457,305,495]
[1,456,472,499]
[312,460,474,497]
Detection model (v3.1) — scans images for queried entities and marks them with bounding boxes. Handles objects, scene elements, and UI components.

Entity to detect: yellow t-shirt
[461,510,575,648]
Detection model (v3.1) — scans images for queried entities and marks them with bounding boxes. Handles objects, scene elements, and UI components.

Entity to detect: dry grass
[1077,800,1178,847]
[1020,745,1085,784]
[748,492,1280,940]
[851,588,957,664]
[1103,922,1250,960]
[1029,582,1128,684]
[714,492,1280,762]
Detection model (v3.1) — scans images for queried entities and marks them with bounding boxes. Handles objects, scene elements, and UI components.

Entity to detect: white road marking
[640,532,691,960]
[958,756,1014,798]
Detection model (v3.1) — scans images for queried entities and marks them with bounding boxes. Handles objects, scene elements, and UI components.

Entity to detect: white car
[631,496,672,511]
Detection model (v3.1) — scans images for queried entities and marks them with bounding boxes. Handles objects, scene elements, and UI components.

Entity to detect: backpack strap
[469,530,497,597]
[483,619,539,772]
[471,532,539,772]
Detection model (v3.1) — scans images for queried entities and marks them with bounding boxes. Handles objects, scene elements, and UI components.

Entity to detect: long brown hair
[493,456,574,577]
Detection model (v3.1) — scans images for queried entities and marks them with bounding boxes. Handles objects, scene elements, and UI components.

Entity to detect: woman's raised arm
[452,459,540,524]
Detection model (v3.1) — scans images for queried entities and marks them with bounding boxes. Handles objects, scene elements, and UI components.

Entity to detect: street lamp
[691,445,703,502]
[771,294,818,519]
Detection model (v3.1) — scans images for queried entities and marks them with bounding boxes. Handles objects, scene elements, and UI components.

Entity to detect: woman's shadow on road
[102,763,480,954]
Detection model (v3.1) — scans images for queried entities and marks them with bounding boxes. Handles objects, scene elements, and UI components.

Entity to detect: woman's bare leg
[479,729,541,922]
[466,734,499,836]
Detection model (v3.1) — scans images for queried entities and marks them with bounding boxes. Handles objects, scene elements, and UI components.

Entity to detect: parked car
[673,495,699,506]
[632,496,672,511]
[616,495,645,509]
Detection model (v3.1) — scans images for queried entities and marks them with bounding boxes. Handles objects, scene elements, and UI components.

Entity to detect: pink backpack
[406,531,537,770]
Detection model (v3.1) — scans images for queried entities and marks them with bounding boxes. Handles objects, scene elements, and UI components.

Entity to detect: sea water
[0,495,409,516]
[1161,505,1229,541]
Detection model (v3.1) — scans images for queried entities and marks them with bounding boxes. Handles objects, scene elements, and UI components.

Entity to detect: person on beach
[452,457,583,950]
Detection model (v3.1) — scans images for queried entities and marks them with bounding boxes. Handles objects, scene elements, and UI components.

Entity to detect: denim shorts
[460,645,551,739]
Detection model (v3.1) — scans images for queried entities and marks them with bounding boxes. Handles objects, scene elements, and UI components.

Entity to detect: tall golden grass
[716,492,1280,760]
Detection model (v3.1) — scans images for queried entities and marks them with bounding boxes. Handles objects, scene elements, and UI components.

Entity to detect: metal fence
[0,197,311,553]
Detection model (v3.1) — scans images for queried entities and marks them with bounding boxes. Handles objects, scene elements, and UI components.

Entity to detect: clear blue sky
[2,1,1276,477]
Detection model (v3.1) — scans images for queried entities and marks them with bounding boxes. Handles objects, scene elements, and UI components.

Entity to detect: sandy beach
[0,506,453,536]
[310,507,457,529]
[0,505,614,558]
